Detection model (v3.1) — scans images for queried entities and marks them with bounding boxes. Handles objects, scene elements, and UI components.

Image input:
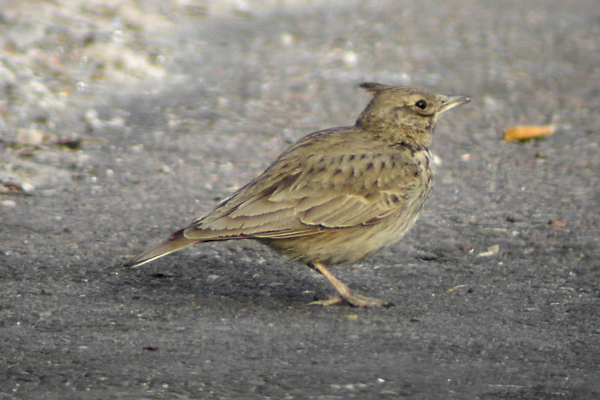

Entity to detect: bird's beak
[439,94,471,115]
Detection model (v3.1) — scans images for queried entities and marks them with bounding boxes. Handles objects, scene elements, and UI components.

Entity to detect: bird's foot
[307,262,393,307]
[309,294,393,308]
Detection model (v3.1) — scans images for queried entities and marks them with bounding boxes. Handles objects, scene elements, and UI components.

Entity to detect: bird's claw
[309,294,393,308]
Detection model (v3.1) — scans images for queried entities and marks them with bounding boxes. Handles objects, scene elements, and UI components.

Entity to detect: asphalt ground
[1,0,599,399]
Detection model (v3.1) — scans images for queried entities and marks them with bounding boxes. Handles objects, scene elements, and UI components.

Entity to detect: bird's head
[356,82,470,147]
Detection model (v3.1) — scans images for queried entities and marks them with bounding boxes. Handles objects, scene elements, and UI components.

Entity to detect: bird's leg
[307,262,392,307]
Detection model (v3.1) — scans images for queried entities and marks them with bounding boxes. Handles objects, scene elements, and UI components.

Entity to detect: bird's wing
[183,151,424,241]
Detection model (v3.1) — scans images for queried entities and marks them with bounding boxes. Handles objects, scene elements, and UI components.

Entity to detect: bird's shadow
[111,242,332,308]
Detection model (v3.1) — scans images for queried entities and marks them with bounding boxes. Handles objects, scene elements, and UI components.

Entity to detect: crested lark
[124,82,470,307]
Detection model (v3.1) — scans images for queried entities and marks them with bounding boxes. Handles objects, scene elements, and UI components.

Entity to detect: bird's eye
[415,100,427,110]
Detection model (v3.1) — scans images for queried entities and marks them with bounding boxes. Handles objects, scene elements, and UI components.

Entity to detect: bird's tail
[123,229,196,268]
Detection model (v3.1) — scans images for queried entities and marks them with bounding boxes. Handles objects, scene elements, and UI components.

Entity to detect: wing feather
[183,150,423,241]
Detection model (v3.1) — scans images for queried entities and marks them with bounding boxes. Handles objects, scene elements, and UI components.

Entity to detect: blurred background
[1,1,599,398]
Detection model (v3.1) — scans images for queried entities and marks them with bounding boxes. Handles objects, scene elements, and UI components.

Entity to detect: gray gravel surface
[1,0,599,399]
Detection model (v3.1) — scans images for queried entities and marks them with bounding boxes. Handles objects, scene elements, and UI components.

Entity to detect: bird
[124,82,470,307]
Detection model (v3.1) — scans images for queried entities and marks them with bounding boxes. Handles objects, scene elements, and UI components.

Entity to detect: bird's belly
[259,204,426,266]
